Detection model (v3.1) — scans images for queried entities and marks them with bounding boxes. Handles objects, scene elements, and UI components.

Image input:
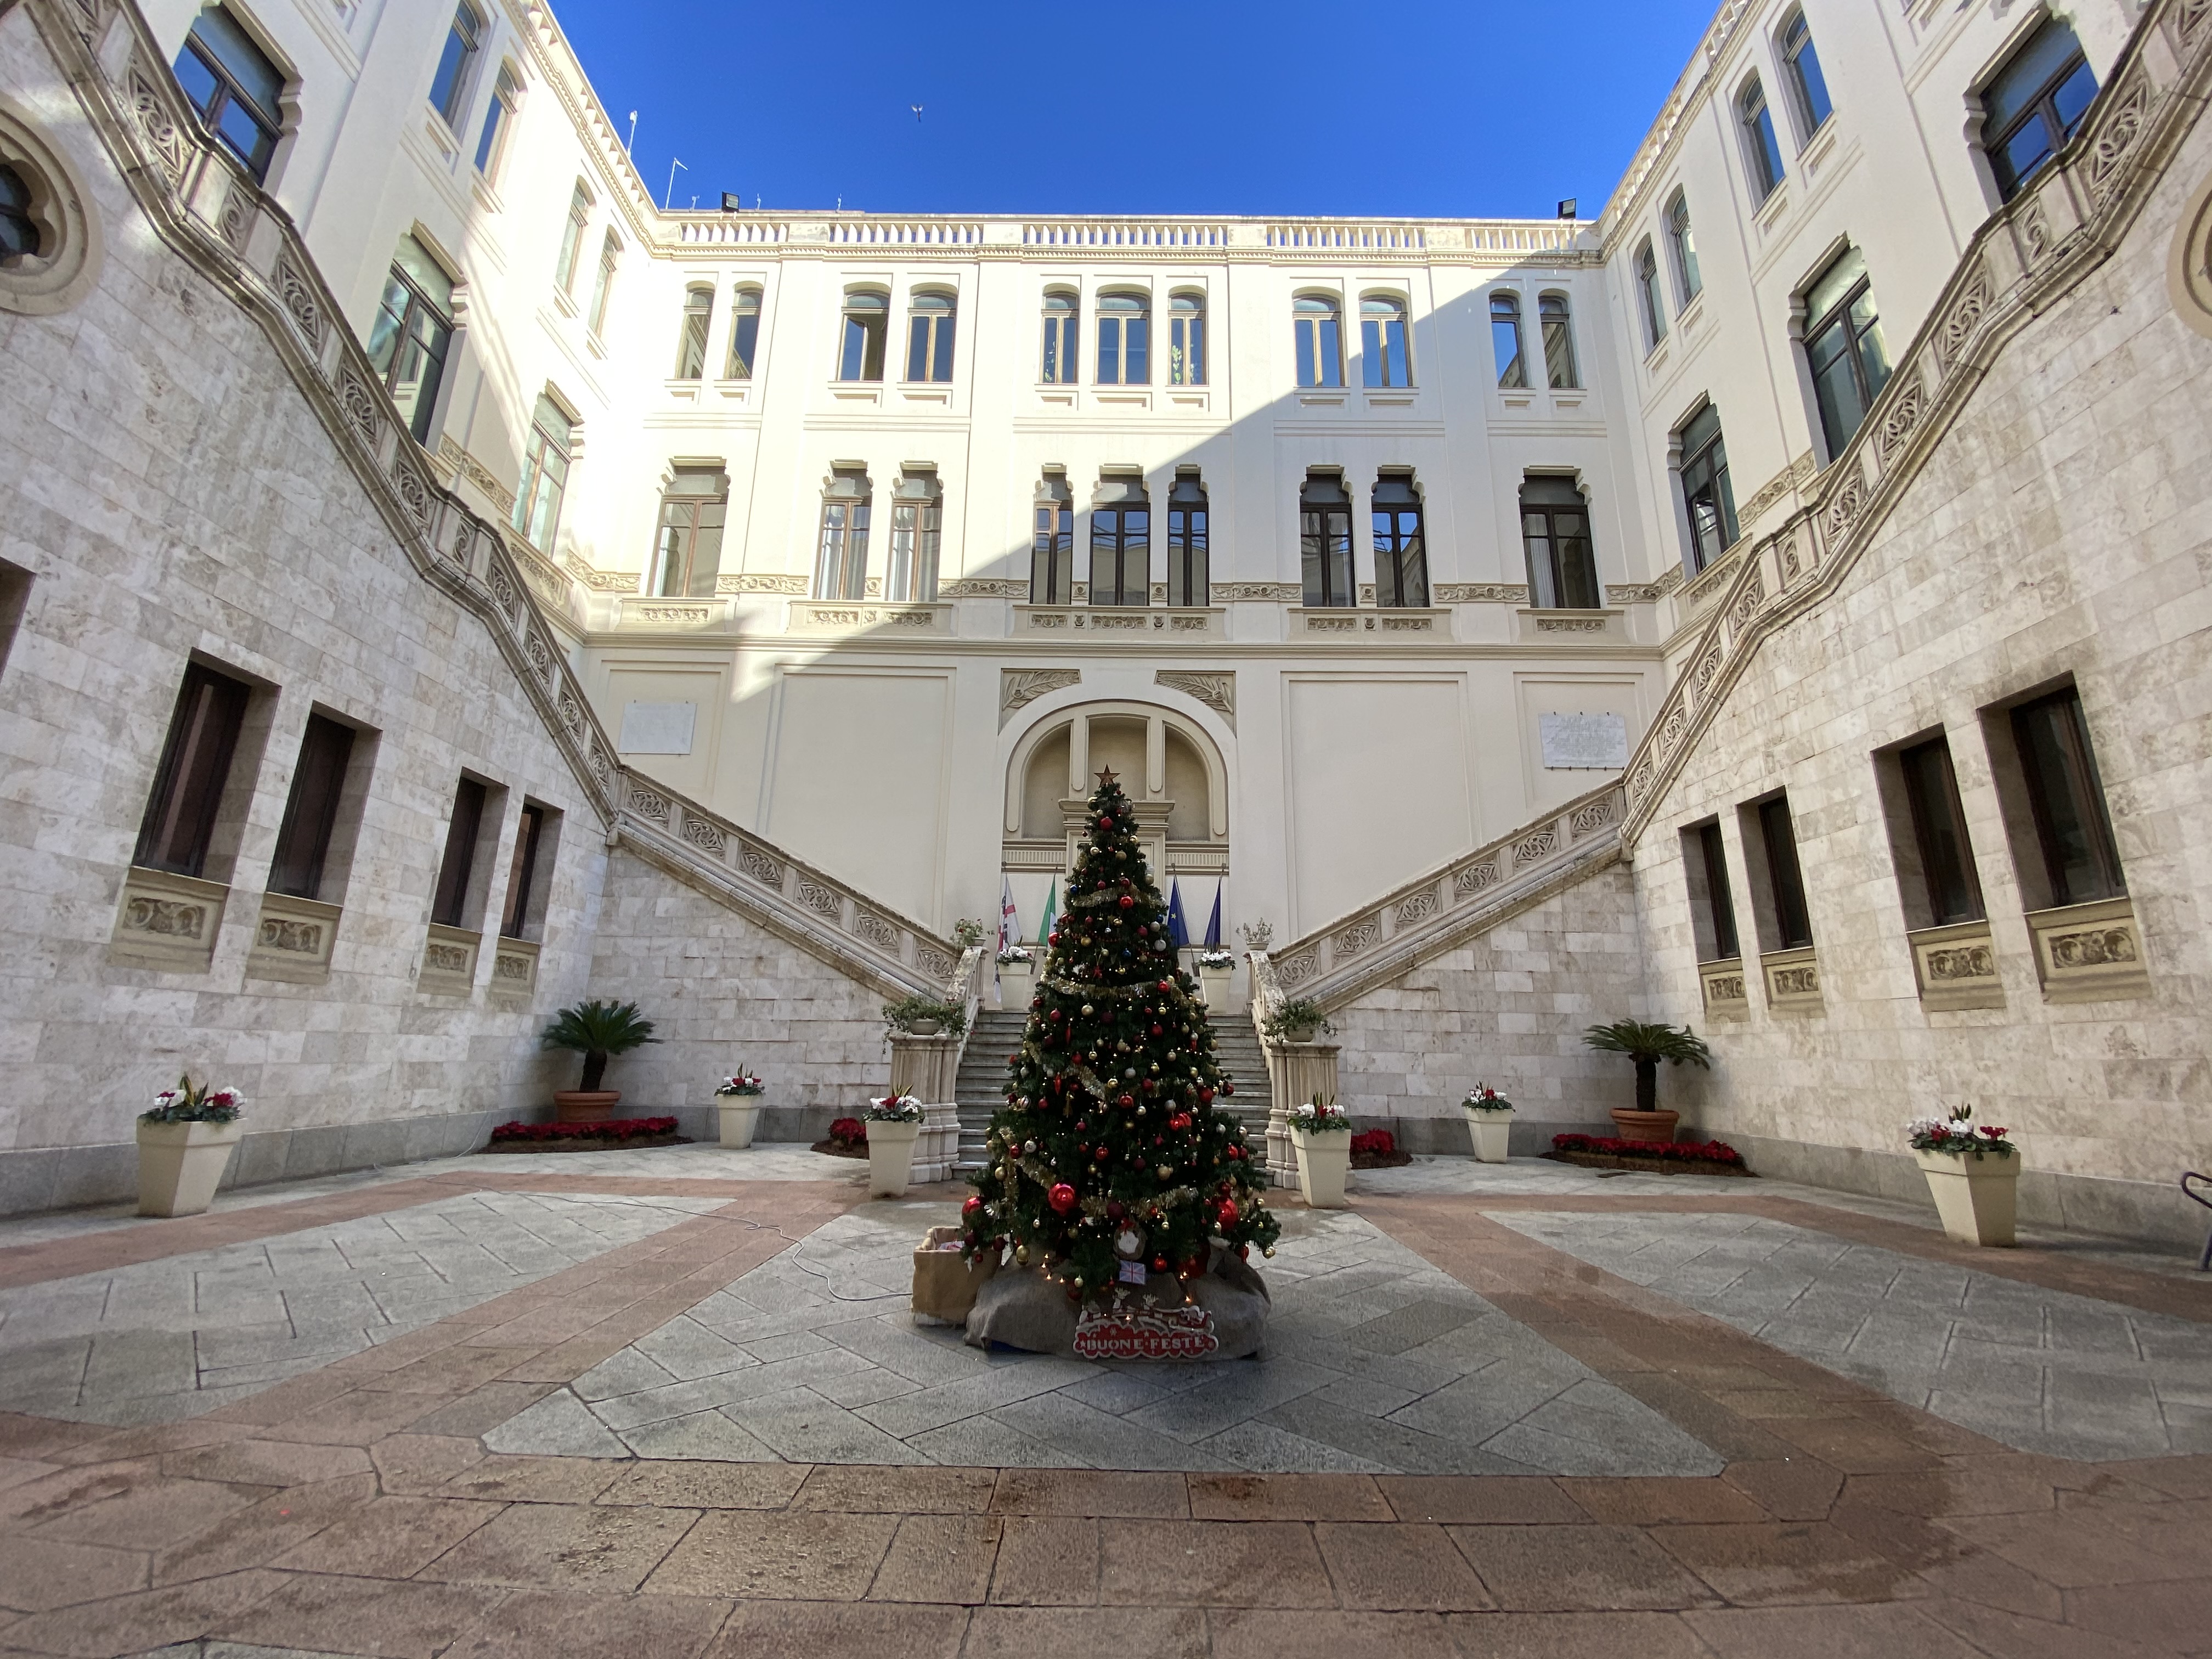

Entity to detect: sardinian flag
[999,876,1019,953]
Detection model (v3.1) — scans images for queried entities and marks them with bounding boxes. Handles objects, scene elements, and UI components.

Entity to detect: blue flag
[1204,885,1223,948]
[1166,881,1190,949]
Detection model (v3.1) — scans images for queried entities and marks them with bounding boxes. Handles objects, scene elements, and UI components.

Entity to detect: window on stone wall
[906,290,957,382]
[1031,473,1075,603]
[673,284,712,380]
[1090,477,1150,606]
[1166,471,1208,607]
[1299,472,1354,608]
[838,289,887,381]
[1169,292,1205,385]
[0,165,36,264]
[1540,293,1579,390]
[1739,75,1786,201]
[430,776,488,930]
[135,662,252,880]
[2010,686,2126,906]
[587,230,619,337]
[1982,18,2097,201]
[726,286,761,378]
[366,236,455,444]
[172,7,285,182]
[554,182,590,292]
[1361,296,1412,388]
[1294,295,1344,388]
[1780,10,1833,138]
[1667,191,1702,307]
[1634,244,1666,350]
[1803,245,1892,457]
[0,555,30,684]
[512,394,574,551]
[1096,292,1150,385]
[1682,820,1740,962]
[1370,473,1429,608]
[1491,291,1527,386]
[1678,403,1738,572]
[474,63,520,179]
[1896,735,1986,926]
[428,2,485,129]
[654,465,728,597]
[1520,475,1600,611]
[1040,291,1079,383]
[267,714,357,901]
[500,802,558,940]
[815,467,871,600]
[1744,793,1815,951]
[886,471,941,602]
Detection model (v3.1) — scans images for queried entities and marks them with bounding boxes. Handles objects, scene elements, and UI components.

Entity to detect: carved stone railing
[1618,0,2212,846]
[37,0,953,1000]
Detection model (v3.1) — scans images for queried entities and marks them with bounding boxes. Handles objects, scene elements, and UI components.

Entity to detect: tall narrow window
[134,662,251,879]
[1692,821,1741,962]
[554,183,590,292]
[1679,404,1737,571]
[1521,476,1600,610]
[1898,736,1985,925]
[500,803,545,939]
[0,167,37,263]
[1635,241,1667,348]
[1090,479,1149,606]
[838,290,887,381]
[1299,473,1354,608]
[653,466,728,597]
[1540,294,1579,389]
[586,230,618,336]
[1491,291,1527,386]
[726,286,760,378]
[1361,296,1412,388]
[886,473,941,602]
[172,8,284,181]
[1096,293,1150,385]
[1169,293,1206,385]
[1740,77,1786,200]
[366,235,455,444]
[2011,687,2126,905]
[1031,476,1074,603]
[1166,472,1208,607]
[429,4,483,127]
[906,291,956,382]
[1040,291,1078,383]
[1757,796,1815,950]
[1666,192,1702,305]
[814,469,871,600]
[673,284,712,380]
[1370,475,1428,608]
[430,777,487,930]
[511,394,573,551]
[1781,10,1832,135]
[1294,295,1343,388]
[1982,19,2098,200]
[474,64,518,177]
[1803,246,1891,456]
[268,714,356,900]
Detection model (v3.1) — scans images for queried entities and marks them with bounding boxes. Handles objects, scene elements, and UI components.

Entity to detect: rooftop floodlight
[1558,198,1578,219]
[721,191,743,212]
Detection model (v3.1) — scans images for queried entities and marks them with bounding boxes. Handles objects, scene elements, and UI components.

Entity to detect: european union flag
[1166,880,1190,949]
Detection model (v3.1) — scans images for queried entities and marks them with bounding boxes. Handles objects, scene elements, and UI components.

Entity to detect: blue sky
[551,0,1722,221]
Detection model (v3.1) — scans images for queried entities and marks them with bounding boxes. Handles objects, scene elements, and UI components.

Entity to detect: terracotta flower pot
[1609,1107,1679,1143]
[136,1119,243,1217]
[554,1091,620,1124]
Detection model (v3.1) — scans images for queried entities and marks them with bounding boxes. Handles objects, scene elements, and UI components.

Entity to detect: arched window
[1802,246,1892,455]
[1540,294,1579,390]
[726,286,761,379]
[429,3,485,129]
[1634,242,1667,349]
[1031,473,1074,603]
[814,468,871,599]
[366,234,455,443]
[1678,404,1737,572]
[1169,292,1206,385]
[171,7,285,181]
[1666,191,1702,305]
[1780,10,1832,136]
[1361,296,1411,388]
[906,290,956,382]
[1299,472,1353,607]
[655,465,728,597]
[1097,292,1150,385]
[1090,476,1150,606]
[1740,77,1785,201]
[1293,295,1343,388]
[887,471,941,602]
[1040,291,1078,383]
[1982,19,2098,200]
[554,181,590,292]
[1491,291,1526,387]
[586,229,619,336]
[473,64,520,178]
[0,166,39,263]
[1166,471,1207,607]
[1520,475,1599,610]
[511,394,574,551]
[1371,474,1428,608]
[673,284,712,380]
[838,290,888,382]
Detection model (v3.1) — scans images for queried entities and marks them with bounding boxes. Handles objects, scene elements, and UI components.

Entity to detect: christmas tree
[961,769,1281,1300]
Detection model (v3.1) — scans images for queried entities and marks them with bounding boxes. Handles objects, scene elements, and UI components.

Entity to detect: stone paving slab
[1492,1209,2212,1460]
[481,1205,1724,1479]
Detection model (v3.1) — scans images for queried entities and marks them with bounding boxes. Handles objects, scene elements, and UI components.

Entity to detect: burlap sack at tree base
[912,1226,1000,1325]
[964,1241,1268,1359]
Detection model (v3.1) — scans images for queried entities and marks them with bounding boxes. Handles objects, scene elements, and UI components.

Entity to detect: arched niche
[1003,701,1229,868]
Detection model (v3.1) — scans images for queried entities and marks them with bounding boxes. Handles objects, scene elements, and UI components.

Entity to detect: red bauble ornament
[1048,932,1060,945]
[1159,979,1173,991]
[1118,895,1135,910]
[1169,1112,1192,1131]
[1150,1024,1163,1036]
[1094,1147,1108,1161]
[1119,1093,1135,1108]
[1099,815,1114,828]
[962,1195,983,1217]
[1222,1081,1235,1097]
[1217,1199,1240,1228]
[1151,1255,1169,1273]
[1048,1183,1077,1215]
[1198,1087,1214,1104]
[1179,1257,1204,1278]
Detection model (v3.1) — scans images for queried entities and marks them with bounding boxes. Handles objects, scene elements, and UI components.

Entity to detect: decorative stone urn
[866,1118,923,1198]
[136,1119,244,1217]
[998,961,1034,1006]
[717,1101,760,1148]
[1289,1126,1351,1209]
[1608,1108,1679,1143]
[1915,1148,2020,1246]
[554,1091,620,1124]
[1463,1106,1515,1164]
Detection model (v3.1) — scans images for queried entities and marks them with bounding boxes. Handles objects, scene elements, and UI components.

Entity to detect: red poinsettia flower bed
[489,1117,680,1143]
[828,1117,867,1146]
[1551,1132,1746,1168]
[1350,1129,1396,1156]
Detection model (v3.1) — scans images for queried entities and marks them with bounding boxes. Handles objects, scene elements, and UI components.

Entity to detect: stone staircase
[952,1005,1275,1173]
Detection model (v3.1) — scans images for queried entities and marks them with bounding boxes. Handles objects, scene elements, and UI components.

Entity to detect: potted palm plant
[1582,1019,1711,1142]
[1908,1105,2020,1246]
[863,1092,925,1197]
[713,1070,765,1147]
[137,1076,246,1217]
[1286,1097,1353,1207]
[1461,1085,1515,1164]
[540,1000,659,1122]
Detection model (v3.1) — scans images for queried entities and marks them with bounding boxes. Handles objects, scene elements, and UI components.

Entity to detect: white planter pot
[1290,1127,1352,1209]
[998,964,1034,1006]
[136,1118,244,1217]
[1464,1107,1515,1164]
[716,1100,760,1148]
[1198,966,1232,1009]
[1915,1148,2021,1246]
[866,1119,924,1198]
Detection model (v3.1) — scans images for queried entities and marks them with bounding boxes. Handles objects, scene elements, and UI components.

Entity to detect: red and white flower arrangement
[714,1073,765,1097]
[1288,1098,1352,1133]
[1462,1084,1515,1113]
[140,1075,245,1125]
[864,1092,924,1124]
[1906,1104,2015,1159]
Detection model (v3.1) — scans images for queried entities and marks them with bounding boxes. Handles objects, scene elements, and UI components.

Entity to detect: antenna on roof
[624,111,636,154]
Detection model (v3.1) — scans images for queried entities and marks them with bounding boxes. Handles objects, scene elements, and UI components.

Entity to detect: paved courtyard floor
[0,1145,2198,1656]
